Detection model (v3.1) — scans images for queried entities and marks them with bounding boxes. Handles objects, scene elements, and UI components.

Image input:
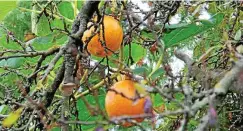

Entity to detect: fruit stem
[80,69,89,83]
[74,73,118,99]
[148,54,163,78]
[54,94,63,98]
[73,0,78,17]
[73,69,89,96]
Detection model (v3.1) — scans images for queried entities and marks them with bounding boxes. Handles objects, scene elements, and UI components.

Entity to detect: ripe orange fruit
[82,15,123,57]
[105,80,151,127]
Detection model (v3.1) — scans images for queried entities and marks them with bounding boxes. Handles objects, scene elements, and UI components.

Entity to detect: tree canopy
[0,1,243,131]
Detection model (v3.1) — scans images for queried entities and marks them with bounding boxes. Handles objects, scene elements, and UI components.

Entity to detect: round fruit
[82,15,123,57]
[105,80,150,127]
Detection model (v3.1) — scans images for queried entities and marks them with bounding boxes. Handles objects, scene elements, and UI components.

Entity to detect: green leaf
[0,28,3,37]
[0,105,8,114]
[234,29,242,41]
[132,67,149,75]
[152,94,165,107]
[16,0,32,9]
[123,43,146,63]
[58,2,75,20]
[173,92,185,101]
[0,33,22,50]
[163,13,224,48]
[0,58,25,68]
[141,30,154,40]
[98,0,105,9]
[166,101,178,110]
[188,119,198,130]
[31,34,65,51]
[51,19,72,31]
[53,33,68,45]
[0,1,16,21]
[35,15,52,36]
[91,43,146,68]
[208,2,217,14]
[77,0,84,10]
[150,68,164,80]
[51,127,61,131]
[164,23,189,29]
[77,90,106,130]
[3,8,31,40]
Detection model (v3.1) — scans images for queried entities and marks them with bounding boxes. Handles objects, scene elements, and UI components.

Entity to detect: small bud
[144,97,152,114]
[95,126,104,131]
[208,106,217,126]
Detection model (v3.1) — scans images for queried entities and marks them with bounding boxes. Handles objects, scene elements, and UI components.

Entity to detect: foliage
[0,1,243,131]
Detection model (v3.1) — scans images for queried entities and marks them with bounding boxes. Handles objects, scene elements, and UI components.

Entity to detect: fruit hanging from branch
[105,80,152,127]
[82,15,123,57]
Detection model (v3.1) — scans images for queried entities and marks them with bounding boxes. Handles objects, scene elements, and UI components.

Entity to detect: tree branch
[63,1,99,84]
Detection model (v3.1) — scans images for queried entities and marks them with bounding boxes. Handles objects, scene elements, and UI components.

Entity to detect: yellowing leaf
[223,30,229,41]
[24,32,36,42]
[116,74,122,81]
[2,107,24,128]
[36,80,44,90]
[111,0,117,13]
[48,71,55,81]
[141,80,148,85]
[154,104,165,113]
[134,83,148,97]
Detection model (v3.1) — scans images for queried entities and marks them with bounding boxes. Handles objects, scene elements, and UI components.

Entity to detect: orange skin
[105,80,148,127]
[82,16,123,57]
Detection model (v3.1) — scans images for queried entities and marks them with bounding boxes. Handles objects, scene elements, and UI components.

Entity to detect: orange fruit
[82,15,123,57]
[105,80,151,127]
